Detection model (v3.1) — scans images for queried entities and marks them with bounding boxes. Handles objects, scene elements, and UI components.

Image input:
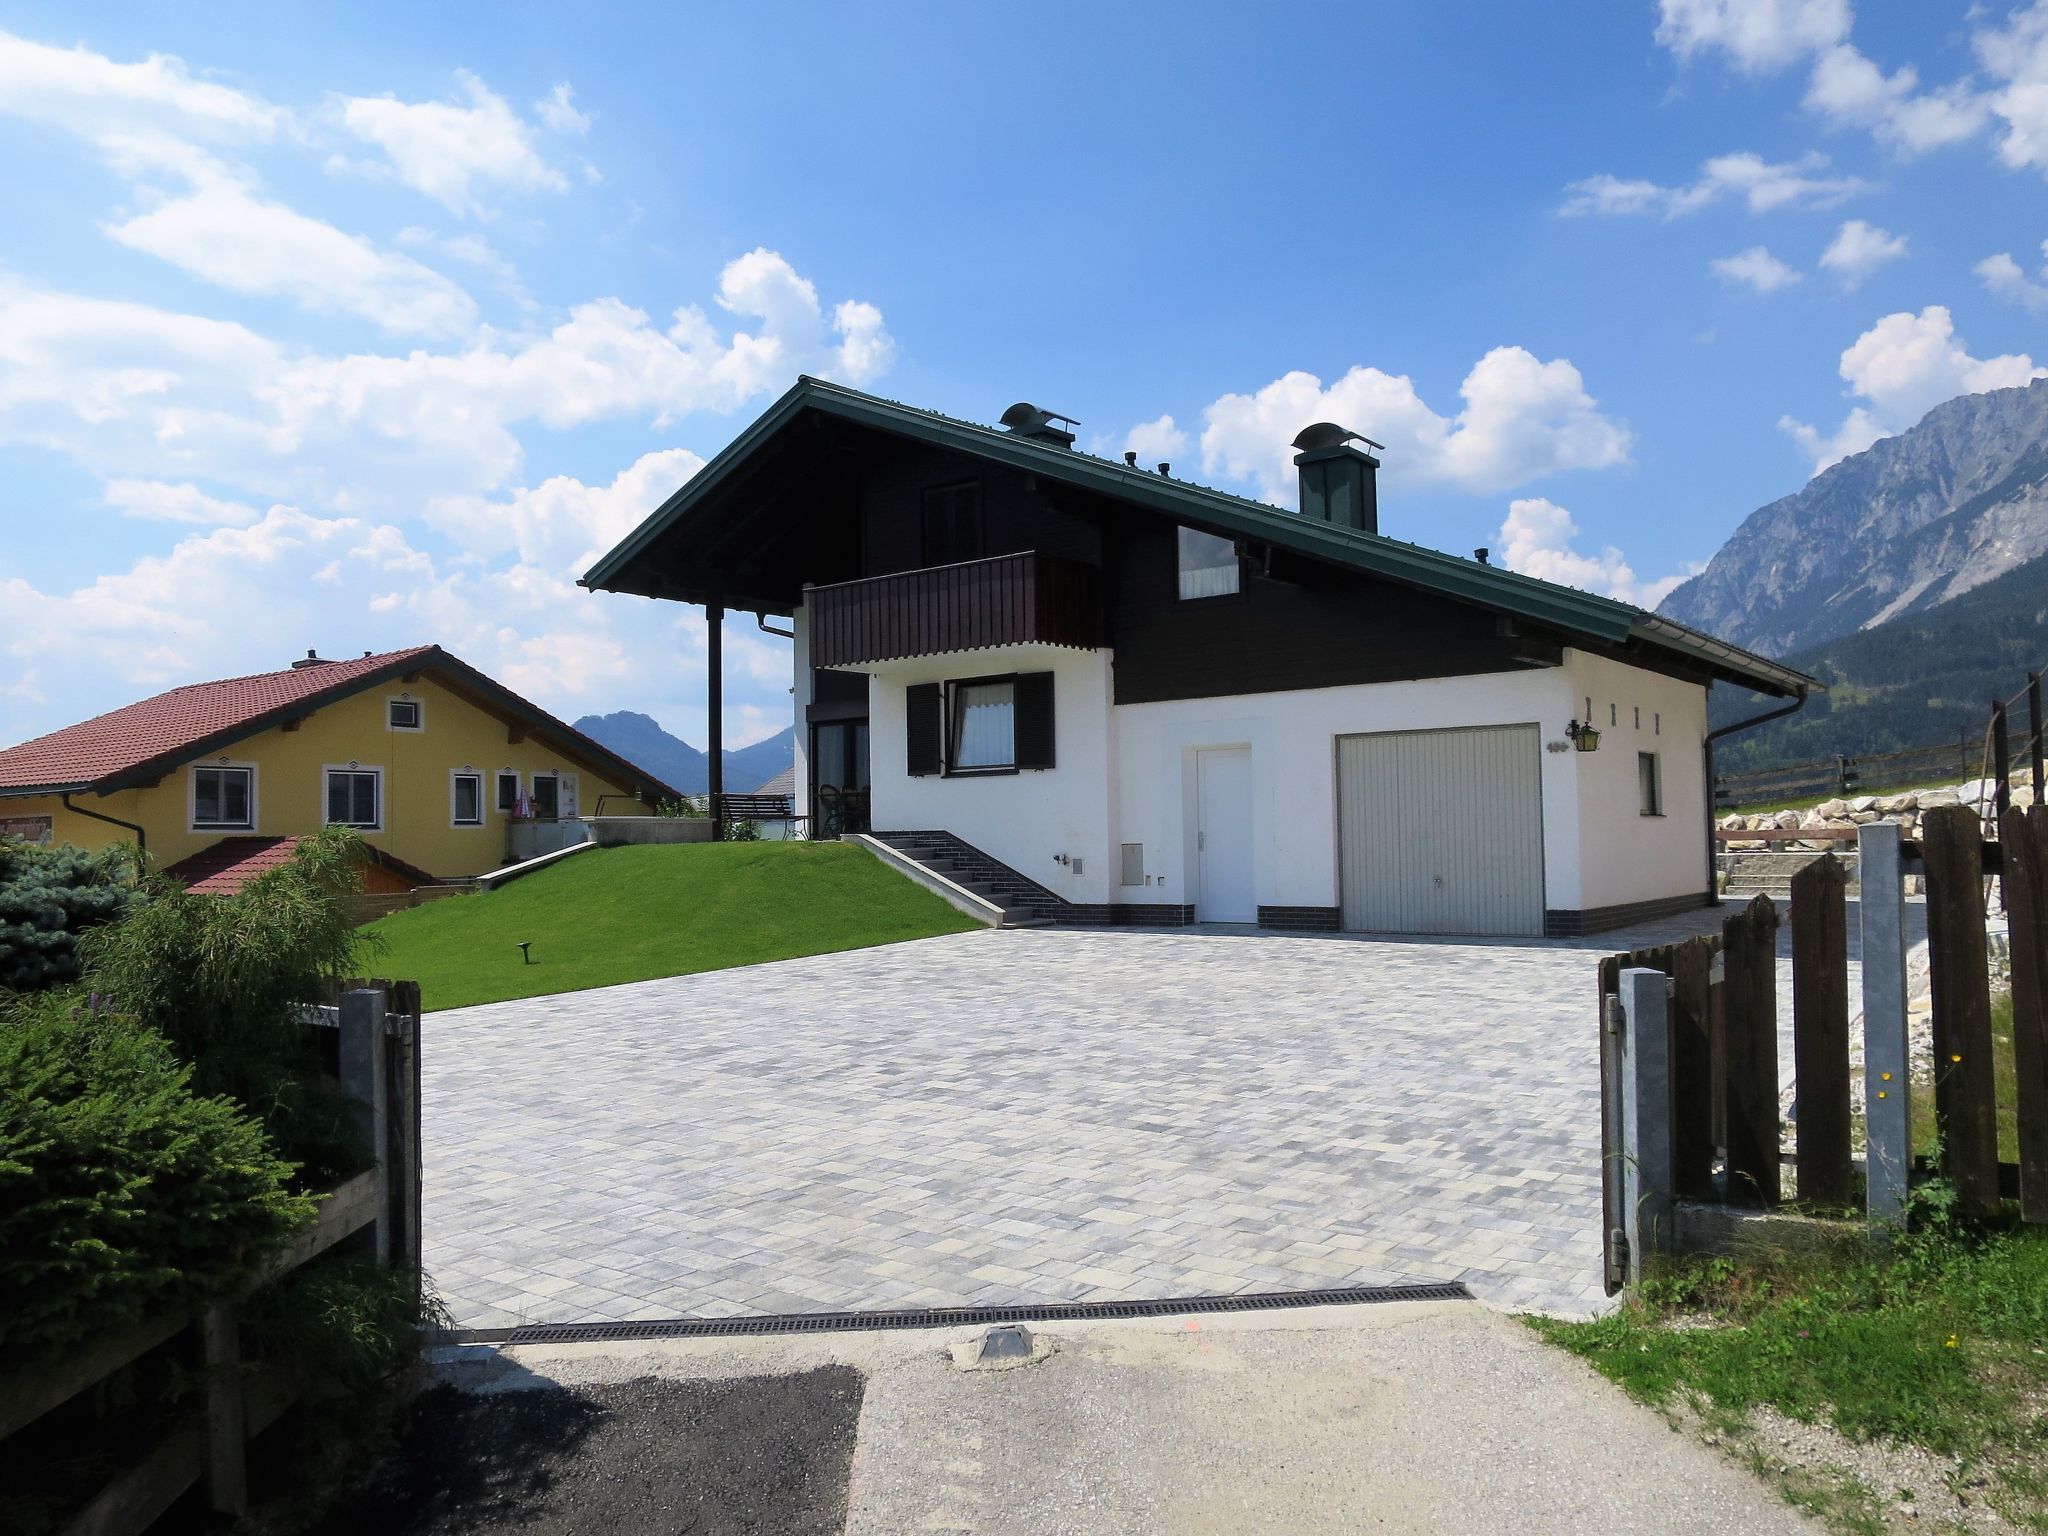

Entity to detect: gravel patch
[308,1367,863,1535]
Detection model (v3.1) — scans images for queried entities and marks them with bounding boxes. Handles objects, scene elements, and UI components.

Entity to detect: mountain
[1659,378,2048,658]
[1706,551,2048,772]
[574,711,796,796]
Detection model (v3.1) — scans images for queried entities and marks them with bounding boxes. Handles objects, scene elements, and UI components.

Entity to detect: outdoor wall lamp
[1565,719,1601,752]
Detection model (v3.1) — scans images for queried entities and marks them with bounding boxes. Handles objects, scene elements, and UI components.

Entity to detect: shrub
[79,828,378,1181]
[0,839,142,992]
[0,997,315,1356]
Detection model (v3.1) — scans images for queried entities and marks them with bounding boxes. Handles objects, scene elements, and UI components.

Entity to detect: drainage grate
[442,1281,1473,1348]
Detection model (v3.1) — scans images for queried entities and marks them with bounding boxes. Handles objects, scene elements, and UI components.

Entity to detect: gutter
[1701,688,1813,902]
[60,791,146,855]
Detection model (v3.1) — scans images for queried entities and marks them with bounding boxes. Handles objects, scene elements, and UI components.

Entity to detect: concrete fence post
[338,987,390,1262]
[1619,966,1675,1283]
[1858,822,1912,1227]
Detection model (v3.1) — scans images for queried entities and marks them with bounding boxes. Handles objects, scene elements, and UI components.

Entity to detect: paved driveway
[425,909,1768,1328]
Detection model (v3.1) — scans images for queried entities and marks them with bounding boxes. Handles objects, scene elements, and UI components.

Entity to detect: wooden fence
[0,982,422,1535]
[1602,808,2048,1291]
[1713,735,1981,809]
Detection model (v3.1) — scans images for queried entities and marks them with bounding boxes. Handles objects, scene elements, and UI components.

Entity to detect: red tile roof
[162,835,437,895]
[0,647,438,793]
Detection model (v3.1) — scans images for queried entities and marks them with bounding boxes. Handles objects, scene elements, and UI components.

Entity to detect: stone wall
[1718,769,2038,850]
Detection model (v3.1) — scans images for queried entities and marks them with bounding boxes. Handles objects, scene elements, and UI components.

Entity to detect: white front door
[1196,747,1255,922]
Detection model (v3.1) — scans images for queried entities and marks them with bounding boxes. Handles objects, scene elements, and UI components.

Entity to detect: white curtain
[1177,527,1240,599]
[953,682,1015,769]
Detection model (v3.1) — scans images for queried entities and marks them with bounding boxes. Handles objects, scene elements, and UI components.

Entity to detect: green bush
[0,998,315,1356]
[0,839,141,992]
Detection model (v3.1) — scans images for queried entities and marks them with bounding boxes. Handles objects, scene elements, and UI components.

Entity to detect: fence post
[2029,672,2043,801]
[1722,894,1782,1206]
[386,980,424,1273]
[1922,805,2001,1220]
[1619,967,1675,1284]
[1859,823,1913,1227]
[1790,853,1852,1207]
[2001,805,2048,1224]
[1994,699,2012,822]
[200,1306,247,1516]
[339,987,390,1261]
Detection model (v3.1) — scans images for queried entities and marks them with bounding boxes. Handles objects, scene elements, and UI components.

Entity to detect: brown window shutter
[1014,672,1055,770]
[906,683,942,775]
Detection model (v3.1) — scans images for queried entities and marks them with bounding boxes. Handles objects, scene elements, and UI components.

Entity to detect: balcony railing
[806,551,1101,669]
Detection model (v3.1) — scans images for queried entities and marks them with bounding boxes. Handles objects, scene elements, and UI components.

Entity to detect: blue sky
[2,0,2044,750]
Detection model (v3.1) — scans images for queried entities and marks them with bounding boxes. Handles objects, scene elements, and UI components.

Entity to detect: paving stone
[424,909,1791,1326]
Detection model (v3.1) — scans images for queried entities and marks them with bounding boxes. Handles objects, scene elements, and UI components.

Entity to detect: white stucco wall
[1110,668,1582,914]
[865,644,1116,906]
[1564,649,1712,911]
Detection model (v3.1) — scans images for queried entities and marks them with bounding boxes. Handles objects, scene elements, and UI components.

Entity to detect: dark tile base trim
[1058,902,1197,927]
[1258,905,1341,931]
[1544,890,1715,938]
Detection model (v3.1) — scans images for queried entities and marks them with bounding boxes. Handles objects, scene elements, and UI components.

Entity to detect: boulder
[1729,839,1768,851]
[1876,793,1917,813]
[1774,811,1804,830]
[2015,785,2038,809]
[1918,790,1961,809]
[1849,795,1879,813]
[1849,811,1881,824]
[1814,798,1851,819]
[1719,813,1749,831]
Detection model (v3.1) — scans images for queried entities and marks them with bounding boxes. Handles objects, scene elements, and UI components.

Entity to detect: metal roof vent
[290,649,333,669]
[999,402,1078,449]
[1291,422,1383,534]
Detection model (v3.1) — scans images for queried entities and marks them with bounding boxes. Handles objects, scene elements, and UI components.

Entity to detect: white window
[191,764,256,831]
[1176,526,1240,600]
[950,681,1016,771]
[325,766,383,830]
[496,770,521,813]
[387,696,424,732]
[529,772,560,820]
[1639,752,1663,818]
[452,771,484,827]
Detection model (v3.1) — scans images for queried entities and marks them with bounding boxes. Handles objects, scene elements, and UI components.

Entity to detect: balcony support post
[707,601,724,841]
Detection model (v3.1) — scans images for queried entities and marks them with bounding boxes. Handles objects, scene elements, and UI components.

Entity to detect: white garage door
[1337,724,1545,937]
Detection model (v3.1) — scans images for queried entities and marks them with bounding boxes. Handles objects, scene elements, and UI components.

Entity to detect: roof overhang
[584,376,1820,700]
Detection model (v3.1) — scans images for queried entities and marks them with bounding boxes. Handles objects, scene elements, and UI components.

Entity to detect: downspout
[61,791,146,855]
[756,612,794,640]
[1701,687,1810,904]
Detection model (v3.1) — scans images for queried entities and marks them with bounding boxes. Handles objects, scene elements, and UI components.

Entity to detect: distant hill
[1661,378,2048,657]
[574,711,796,796]
[1707,552,2048,772]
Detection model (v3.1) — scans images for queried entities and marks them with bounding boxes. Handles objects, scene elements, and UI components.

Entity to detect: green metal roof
[583,376,1817,699]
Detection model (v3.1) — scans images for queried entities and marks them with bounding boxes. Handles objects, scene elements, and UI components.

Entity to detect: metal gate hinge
[1602,994,1624,1034]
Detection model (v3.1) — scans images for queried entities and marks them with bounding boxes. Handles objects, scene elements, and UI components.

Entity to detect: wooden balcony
[807,551,1101,669]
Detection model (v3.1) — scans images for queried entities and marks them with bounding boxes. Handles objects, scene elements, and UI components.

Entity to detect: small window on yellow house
[495,770,520,813]
[452,771,483,827]
[192,765,255,831]
[388,697,423,732]
[530,773,559,820]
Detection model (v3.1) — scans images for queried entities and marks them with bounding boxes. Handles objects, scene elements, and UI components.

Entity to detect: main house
[0,646,678,884]
[584,378,1816,937]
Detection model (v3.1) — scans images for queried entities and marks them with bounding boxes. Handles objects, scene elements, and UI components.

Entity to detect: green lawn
[365,841,980,1010]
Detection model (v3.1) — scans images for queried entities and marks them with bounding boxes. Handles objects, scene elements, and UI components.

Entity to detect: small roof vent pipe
[1124,451,1137,466]
[1291,422,1383,535]
[999,401,1078,449]
[1156,462,1170,476]
[1474,547,1491,565]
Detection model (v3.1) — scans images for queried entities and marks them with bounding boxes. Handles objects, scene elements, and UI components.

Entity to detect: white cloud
[1805,44,1990,154]
[1496,497,1693,608]
[1977,242,2048,312]
[1655,0,1849,74]
[535,83,590,135]
[337,69,565,216]
[1780,306,2046,471]
[0,28,285,142]
[1123,414,1189,464]
[1711,245,1803,291]
[1817,218,1908,287]
[0,248,892,507]
[1198,347,1630,502]
[1977,1,2048,175]
[104,149,477,336]
[427,446,706,573]
[1561,151,1869,218]
[102,478,262,525]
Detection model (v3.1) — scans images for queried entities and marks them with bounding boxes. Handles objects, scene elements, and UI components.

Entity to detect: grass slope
[367,842,979,1010]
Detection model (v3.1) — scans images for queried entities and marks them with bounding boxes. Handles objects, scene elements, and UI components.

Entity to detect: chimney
[999,401,1078,449]
[290,648,333,670]
[1291,422,1382,534]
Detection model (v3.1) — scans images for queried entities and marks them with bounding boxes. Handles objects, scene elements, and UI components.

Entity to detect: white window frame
[451,769,485,828]
[495,769,521,814]
[386,695,425,733]
[189,761,258,833]
[323,764,385,831]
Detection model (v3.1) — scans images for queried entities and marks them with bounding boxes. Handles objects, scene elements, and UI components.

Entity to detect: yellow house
[0,645,679,882]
